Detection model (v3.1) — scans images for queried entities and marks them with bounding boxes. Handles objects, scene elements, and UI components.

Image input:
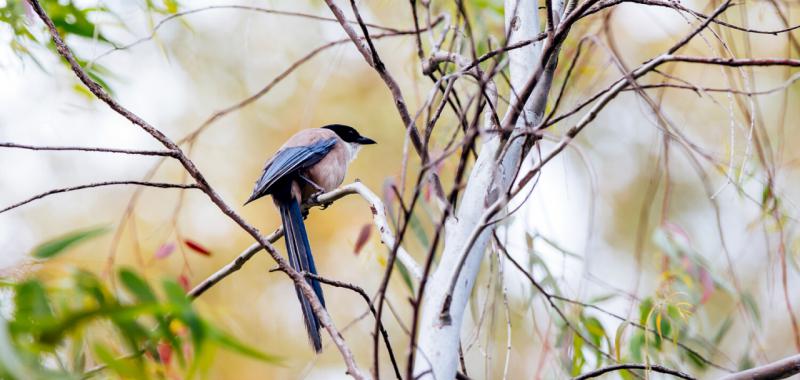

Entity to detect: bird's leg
[299,173,325,193]
[299,174,332,209]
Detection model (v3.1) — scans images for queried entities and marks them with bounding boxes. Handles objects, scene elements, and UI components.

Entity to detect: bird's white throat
[347,142,363,162]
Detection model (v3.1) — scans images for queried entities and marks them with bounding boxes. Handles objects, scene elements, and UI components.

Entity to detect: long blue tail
[278,197,325,352]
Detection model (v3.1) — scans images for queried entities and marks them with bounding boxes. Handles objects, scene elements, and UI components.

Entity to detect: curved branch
[305,272,402,380]
[0,181,199,214]
[719,354,800,380]
[311,182,423,280]
[573,364,695,380]
[188,182,422,299]
[26,1,367,377]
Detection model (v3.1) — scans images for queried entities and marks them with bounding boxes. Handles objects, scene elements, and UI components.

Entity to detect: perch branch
[188,182,422,299]
[27,1,367,377]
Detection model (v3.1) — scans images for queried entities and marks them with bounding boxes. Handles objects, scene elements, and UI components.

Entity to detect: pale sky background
[0,0,798,378]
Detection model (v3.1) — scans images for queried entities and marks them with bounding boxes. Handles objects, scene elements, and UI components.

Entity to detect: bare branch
[0,181,199,214]
[719,354,800,380]
[90,4,402,63]
[666,56,800,67]
[180,23,443,142]
[0,142,176,156]
[573,364,695,380]
[304,272,402,380]
[583,0,800,36]
[311,182,423,280]
[188,228,282,299]
[26,1,367,376]
[323,0,445,200]
[188,182,423,300]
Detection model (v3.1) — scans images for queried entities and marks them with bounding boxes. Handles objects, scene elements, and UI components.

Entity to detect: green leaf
[638,298,654,326]
[13,280,54,323]
[38,304,164,345]
[629,332,645,362]
[395,257,415,293]
[571,333,585,376]
[711,315,733,352]
[205,323,281,364]
[32,226,109,259]
[119,269,156,303]
[163,279,204,348]
[93,343,146,379]
[741,292,761,326]
[72,269,109,305]
[588,293,617,304]
[118,269,180,359]
[614,321,629,361]
[408,212,429,248]
[582,316,605,346]
[0,317,47,379]
[163,280,190,307]
[164,0,179,13]
[685,347,708,370]
[738,353,755,371]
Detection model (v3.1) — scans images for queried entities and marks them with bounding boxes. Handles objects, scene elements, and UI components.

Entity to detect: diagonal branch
[25,1,367,377]
[188,182,422,299]
[719,354,800,380]
[323,0,445,200]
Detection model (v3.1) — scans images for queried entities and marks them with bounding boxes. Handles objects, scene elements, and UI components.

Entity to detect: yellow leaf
[656,312,663,340]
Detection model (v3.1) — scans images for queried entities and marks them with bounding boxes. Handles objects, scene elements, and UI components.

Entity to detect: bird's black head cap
[322,124,376,145]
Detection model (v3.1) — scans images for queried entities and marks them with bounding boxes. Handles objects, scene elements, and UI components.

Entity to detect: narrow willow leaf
[154,242,176,259]
[656,312,663,340]
[205,323,281,363]
[184,239,212,256]
[741,292,762,326]
[395,257,414,293]
[32,226,109,259]
[614,321,629,361]
[14,280,54,322]
[353,224,371,255]
[119,269,156,303]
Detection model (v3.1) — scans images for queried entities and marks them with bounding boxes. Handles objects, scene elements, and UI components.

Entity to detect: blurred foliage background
[0,0,798,379]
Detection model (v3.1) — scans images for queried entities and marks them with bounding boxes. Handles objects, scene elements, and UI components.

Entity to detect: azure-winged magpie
[245,124,376,352]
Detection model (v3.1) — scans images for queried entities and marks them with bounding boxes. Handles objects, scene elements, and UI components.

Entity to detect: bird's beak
[356,136,377,145]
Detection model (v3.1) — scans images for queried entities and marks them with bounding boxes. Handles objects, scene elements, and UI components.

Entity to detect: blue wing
[245,138,337,204]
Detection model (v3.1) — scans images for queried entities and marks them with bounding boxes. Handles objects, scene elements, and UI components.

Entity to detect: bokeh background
[1,0,798,378]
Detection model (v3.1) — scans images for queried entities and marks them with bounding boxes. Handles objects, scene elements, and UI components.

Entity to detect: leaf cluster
[0,226,278,379]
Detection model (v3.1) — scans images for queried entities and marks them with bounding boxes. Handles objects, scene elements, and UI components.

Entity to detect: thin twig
[90,4,401,63]
[324,0,446,201]
[27,1,367,376]
[0,142,176,156]
[572,363,695,380]
[304,272,403,380]
[0,181,199,214]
